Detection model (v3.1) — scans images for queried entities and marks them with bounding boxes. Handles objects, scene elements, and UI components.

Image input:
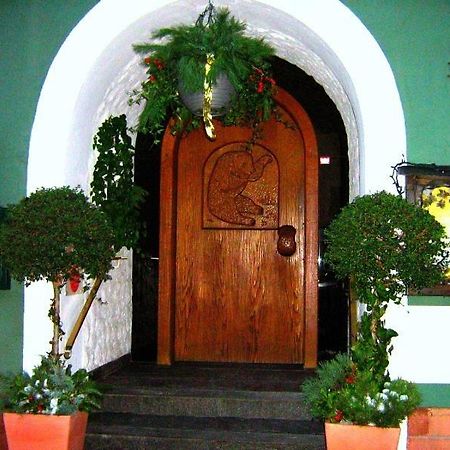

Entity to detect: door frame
[157,88,318,367]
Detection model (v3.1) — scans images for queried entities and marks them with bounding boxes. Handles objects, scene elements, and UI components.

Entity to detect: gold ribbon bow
[203,53,216,140]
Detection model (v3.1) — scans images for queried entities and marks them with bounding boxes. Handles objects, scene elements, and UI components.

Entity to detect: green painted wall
[341,0,450,165]
[0,0,98,372]
[418,384,450,407]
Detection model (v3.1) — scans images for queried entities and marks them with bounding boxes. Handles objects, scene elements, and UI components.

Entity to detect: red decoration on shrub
[334,410,344,422]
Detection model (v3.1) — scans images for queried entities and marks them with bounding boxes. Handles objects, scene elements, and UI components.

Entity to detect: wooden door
[158,88,318,367]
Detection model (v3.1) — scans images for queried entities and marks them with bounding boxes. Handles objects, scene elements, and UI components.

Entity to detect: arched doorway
[24,0,405,371]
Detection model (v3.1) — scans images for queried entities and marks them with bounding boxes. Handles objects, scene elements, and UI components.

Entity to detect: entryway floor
[96,360,316,391]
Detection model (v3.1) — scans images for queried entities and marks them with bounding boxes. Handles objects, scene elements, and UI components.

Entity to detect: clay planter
[325,422,400,450]
[3,411,88,450]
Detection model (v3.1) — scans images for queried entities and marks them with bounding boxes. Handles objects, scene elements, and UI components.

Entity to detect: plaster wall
[25,0,405,375]
[387,304,450,384]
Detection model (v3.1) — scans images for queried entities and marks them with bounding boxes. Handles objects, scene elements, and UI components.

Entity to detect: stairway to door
[85,361,325,449]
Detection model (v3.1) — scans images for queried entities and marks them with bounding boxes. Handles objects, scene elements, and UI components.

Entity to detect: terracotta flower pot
[3,411,88,450]
[325,422,400,450]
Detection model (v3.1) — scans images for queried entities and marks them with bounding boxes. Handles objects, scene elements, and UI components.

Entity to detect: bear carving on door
[203,144,279,229]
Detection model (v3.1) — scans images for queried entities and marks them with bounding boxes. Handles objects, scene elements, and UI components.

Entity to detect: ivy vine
[91,115,147,252]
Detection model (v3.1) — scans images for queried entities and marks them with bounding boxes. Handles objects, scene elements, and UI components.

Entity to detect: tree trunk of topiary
[50,281,63,360]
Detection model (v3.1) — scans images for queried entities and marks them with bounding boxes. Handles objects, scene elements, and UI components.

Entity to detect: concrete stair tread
[102,385,305,399]
[113,361,309,374]
[100,390,308,419]
[88,412,323,434]
[86,434,324,450]
[102,377,303,392]
[87,412,324,446]
[100,362,312,392]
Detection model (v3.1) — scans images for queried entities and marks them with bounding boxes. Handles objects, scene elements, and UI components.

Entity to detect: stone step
[100,387,309,420]
[85,412,325,450]
[100,361,312,392]
[87,360,322,449]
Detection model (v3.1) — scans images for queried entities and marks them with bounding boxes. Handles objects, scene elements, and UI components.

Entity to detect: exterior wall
[342,0,450,406]
[1,0,448,413]
[0,0,98,372]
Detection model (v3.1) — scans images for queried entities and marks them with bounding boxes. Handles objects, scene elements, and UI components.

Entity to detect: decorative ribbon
[203,53,216,140]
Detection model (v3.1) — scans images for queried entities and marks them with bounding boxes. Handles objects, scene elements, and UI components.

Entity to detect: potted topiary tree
[302,191,449,450]
[0,186,116,450]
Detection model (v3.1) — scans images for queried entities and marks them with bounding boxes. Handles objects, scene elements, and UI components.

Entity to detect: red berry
[153,58,164,70]
[345,375,355,384]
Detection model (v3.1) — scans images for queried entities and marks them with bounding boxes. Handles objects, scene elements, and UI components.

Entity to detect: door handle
[277,225,297,256]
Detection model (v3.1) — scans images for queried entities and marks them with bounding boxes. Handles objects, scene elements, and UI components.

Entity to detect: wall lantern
[395,162,450,296]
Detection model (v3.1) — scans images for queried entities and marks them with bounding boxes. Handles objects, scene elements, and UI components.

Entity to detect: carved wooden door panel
[158,89,318,365]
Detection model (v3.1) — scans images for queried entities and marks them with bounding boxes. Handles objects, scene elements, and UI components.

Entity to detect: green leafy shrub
[1,356,102,415]
[302,354,421,427]
[325,191,448,382]
[0,186,116,358]
[0,186,115,285]
[0,186,119,417]
[303,191,448,427]
[325,191,448,303]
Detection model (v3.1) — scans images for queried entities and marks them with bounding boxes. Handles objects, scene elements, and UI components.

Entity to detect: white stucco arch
[24,0,405,371]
